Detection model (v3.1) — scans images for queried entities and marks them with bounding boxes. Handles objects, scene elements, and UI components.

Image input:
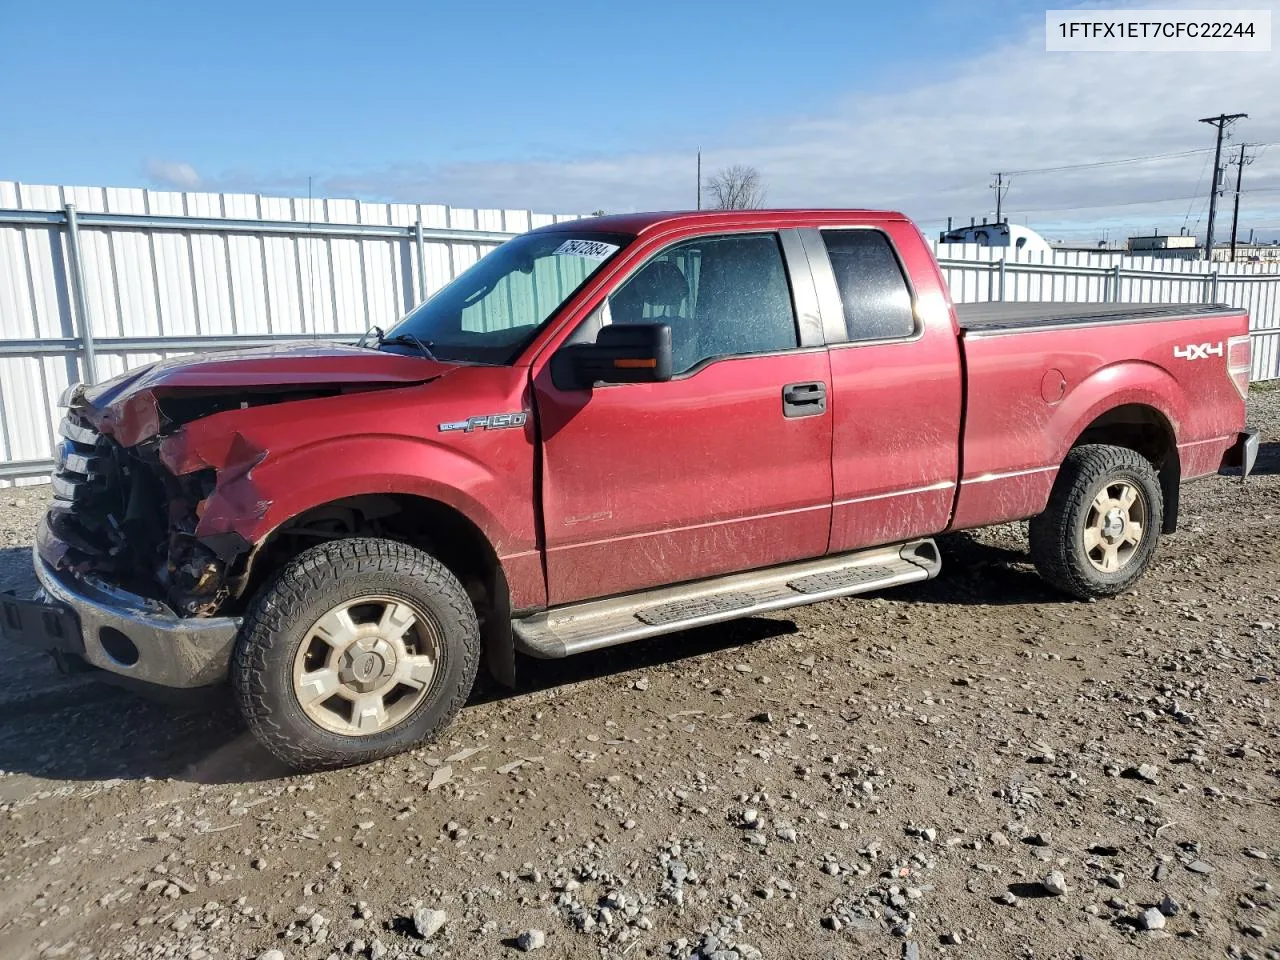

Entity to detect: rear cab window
[820,230,916,343]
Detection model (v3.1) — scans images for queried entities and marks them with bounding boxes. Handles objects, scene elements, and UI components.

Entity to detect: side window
[606,233,798,374]
[821,230,915,342]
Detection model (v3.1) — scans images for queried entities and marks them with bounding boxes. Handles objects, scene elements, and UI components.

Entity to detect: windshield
[383,230,632,364]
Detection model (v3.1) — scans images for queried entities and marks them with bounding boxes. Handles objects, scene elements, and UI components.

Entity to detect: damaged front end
[39,344,448,619]
[44,400,252,617]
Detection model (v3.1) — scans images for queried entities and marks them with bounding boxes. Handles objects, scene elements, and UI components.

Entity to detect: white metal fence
[2,179,1279,484]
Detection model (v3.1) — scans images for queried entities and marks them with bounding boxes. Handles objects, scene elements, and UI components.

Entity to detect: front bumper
[13,545,243,689]
[1219,428,1260,478]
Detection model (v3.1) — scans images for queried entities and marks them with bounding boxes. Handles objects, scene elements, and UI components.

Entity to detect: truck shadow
[0,529,1048,787]
[896,531,1058,606]
[1251,439,1279,475]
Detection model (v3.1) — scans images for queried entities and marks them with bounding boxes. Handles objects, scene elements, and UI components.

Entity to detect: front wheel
[1029,444,1164,600]
[233,538,480,771]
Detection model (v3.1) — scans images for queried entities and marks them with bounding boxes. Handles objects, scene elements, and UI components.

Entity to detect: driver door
[532,230,834,606]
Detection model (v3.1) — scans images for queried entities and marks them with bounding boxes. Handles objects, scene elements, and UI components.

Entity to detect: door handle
[782,381,827,418]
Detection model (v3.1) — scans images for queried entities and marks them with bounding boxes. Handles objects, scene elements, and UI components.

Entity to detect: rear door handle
[782,381,827,418]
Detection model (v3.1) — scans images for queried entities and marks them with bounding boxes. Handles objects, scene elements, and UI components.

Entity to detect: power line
[1182,150,1214,233]
[1005,147,1214,176]
[1199,112,1248,260]
[1001,140,1278,178]
[991,172,1010,221]
[1008,193,1215,216]
[1230,143,1254,261]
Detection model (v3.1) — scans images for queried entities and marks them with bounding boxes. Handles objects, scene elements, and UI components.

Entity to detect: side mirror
[554,323,673,389]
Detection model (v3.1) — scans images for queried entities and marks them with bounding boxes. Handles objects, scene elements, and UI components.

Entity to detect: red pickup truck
[1,210,1258,770]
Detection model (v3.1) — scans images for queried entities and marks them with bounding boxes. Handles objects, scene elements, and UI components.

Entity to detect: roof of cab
[534,209,908,236]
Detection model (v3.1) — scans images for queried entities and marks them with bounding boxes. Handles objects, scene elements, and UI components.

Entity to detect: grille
[46,411,165,579]
[50,413,108,515]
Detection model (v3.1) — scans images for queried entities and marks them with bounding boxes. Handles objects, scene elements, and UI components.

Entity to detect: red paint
[825,219,963,552]
[72,210,1251,616]
[532,351,833,605]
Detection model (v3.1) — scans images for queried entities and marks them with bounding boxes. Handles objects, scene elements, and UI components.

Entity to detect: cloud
[144,159,203,190]
[166,0,1280,240]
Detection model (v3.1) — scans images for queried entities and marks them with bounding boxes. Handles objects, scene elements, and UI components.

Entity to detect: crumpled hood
[75,340,452,446]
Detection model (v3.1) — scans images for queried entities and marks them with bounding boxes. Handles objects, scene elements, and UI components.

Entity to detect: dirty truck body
[1,210,1258,770]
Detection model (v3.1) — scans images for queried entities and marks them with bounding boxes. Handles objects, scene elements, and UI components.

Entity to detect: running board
[513,539,941,659]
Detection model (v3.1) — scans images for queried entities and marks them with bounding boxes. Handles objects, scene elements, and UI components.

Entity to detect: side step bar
[512,539,941,659]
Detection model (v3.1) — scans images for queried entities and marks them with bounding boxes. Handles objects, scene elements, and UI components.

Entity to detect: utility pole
[1198,112,1246,261]
[1229,142,1252,262]
[696,151,701,211]
[991,172,1009,222]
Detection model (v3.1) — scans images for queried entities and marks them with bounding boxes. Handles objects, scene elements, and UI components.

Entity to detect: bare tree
[704,165,766,210]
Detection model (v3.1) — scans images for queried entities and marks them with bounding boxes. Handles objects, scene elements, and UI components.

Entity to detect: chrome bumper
[32,546,242,688]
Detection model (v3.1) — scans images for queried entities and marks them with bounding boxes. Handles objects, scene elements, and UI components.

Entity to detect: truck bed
[955,301,1240,333]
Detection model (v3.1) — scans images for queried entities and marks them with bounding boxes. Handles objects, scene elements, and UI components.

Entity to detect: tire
[233,537,479,771]
[1029,444,1163,600]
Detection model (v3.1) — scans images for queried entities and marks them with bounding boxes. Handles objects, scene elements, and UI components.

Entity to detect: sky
[2,0,1279,243]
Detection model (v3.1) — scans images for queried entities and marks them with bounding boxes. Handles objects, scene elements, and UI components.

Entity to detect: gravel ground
[1,387,1277,960]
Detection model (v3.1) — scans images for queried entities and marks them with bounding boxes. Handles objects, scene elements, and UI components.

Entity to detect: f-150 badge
[438,412,529,433]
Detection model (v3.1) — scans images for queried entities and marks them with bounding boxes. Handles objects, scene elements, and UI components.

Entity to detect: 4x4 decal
[1174,342,1224,361]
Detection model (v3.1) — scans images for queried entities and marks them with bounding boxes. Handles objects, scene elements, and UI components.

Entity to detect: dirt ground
[1,388,1277,960]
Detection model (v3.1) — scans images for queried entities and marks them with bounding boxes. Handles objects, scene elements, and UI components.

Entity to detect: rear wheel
[233,538,479,771]
[1029,444,1163,600]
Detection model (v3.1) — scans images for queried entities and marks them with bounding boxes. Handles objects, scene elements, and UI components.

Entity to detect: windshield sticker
[553,239,619,261]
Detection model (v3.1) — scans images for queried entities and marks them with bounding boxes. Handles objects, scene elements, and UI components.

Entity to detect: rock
[1041,870,1067,896]
[412,908,447,940]
[777,826,797,843]
[940,931,963,945]
[1244,848,1269,860]
[902,942,921,960]
[258,952,285,960]
[1159,894,1181,916]
[632,677,649,691]
[822,915,842,931]
[1139,907,1166,931]
[516,929,546,951]
[922,827,938,843]
[1186,860,1214,874]
[997,891,1019,906]
[1136,762,1167,783]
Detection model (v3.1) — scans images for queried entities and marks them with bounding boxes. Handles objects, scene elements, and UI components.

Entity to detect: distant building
[1049,240,1124,254]
[1210,242,1280,263]
[938,220,1052,256]
[1126,233,1201,260]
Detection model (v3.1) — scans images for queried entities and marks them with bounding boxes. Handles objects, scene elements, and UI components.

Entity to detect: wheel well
[1071,404,1180,533]
[230,494,515,685]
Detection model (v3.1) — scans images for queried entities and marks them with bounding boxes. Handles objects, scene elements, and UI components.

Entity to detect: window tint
[821,230,915,342]
[605,233,798,374]
[390,231,628,364]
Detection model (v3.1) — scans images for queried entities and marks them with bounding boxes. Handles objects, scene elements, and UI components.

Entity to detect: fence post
[987,261,996,301]
[413,220,427,305]
[63,203,97,384]
[998,258,1007,301]
[1112,265,1121,302]
[1209,271,1219,303]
